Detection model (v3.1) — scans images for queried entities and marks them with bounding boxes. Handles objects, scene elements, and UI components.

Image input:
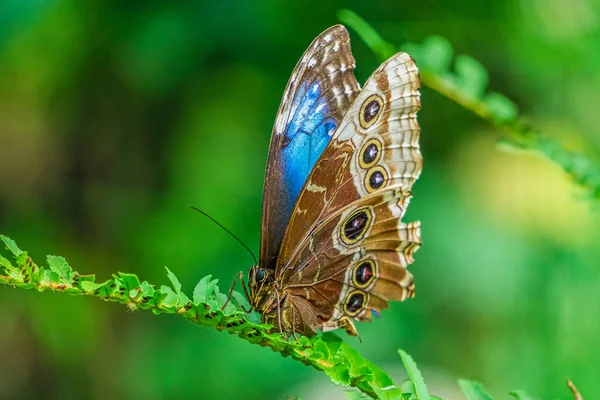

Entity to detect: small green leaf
[1,235,23,257]
[485,92,518,123]
[46,255,74,282]
[177,291,191,308]
[193,275,214,304]
[139,281,155,297]
[119,273,141,291]
[399,349,430,399]
[165,267,182,293]
[0,254,12,269]
[74,274,95,285]
[454,54,488,99]
[232,290,251,310]
[509,390,539,400]
[215,288,236,314]
[80,280,102,291]
[458,380,494,400]
[416,36,454,74]
[375,385,404,400]
[42,269,60,284]
[158,285,178,308]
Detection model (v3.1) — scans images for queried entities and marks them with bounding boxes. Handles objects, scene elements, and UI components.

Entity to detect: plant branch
[0,235,402,400]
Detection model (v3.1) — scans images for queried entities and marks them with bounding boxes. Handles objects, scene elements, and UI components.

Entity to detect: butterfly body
[247,25,422,337]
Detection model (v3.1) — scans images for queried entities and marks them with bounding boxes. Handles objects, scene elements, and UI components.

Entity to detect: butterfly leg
[222,271,253,313]
[290,305,298,341]
[275,288,285,338]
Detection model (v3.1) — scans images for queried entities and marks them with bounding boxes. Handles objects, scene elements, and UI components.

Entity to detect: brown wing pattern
[274,52,422,336]
[267,185,421,336]
[260,25,360,269]
[277,52,421,269]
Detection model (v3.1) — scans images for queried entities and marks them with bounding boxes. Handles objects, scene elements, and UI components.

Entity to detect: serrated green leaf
[74,274,95,284]
[165,267,182,293]
[216,291,236,314]
[374,385,404,400]
[94,279,117,297]
[80,281,102,291]
[399,350,430,399]
[42,269,61,284]
[119,273,141,291]
[16,252,28,268]
[0,253,20,277]
[0,254,12,269]
[454,54,488,99]
[458,380,494,400]
[193,275,212,304]
[47,255,74,282]
[486,92,518,122]
[178,293,191,308]
[311,338,331,361]
[138,281,155,303]
[348,351,371,378]
[509,390,538,400]
[158,285,178,308]
[329,362,351,385]
[232,290,251,310]
[321,332,343,353]
[1,235,23,257]
[417,36,453,74]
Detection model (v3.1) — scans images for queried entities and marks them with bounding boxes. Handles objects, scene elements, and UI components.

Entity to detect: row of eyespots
[344,290,367,316]
[358,94,388,193]
[351,259,377,289]
[343,259,377,316]
[340,207,373,245]
[359,94,384,129]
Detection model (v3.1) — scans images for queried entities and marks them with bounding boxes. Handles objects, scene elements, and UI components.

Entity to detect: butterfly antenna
[188,205,258,265]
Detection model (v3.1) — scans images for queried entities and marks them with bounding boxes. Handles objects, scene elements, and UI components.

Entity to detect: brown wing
[281,185,421,336]
[278,52,421,271]
[275,52,422,336]
[260,25,360,270]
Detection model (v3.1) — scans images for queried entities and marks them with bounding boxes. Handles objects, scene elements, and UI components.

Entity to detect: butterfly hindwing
[278,185,420,336]
[275,52,422,336]
[260,25,360,269]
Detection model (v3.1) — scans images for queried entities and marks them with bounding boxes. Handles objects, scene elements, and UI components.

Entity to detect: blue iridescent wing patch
[281,79,338,202]
[260,25,360,267]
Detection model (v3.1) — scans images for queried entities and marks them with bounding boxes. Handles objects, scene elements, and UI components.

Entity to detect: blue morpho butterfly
[227,25,423,337]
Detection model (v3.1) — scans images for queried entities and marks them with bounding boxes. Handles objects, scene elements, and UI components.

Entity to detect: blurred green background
[1,0,599,399]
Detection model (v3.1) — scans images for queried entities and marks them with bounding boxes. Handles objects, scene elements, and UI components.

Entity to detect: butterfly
[232,25,422,337]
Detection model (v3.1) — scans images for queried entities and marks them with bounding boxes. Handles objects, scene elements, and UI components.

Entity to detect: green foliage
[510,390,540,400]
[459,380,495,400]
[0,233,588,399]
[398,349,430,399]
[338,9,600,201]
[0,235,400,399]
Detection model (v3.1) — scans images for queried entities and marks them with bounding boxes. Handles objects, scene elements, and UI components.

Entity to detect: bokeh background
[1,1,599,399]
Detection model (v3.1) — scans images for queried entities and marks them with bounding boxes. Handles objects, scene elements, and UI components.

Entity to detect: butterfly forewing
[260,25,360,269]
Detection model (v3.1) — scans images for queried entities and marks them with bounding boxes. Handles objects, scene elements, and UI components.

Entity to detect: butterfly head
[247,265,277,310]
